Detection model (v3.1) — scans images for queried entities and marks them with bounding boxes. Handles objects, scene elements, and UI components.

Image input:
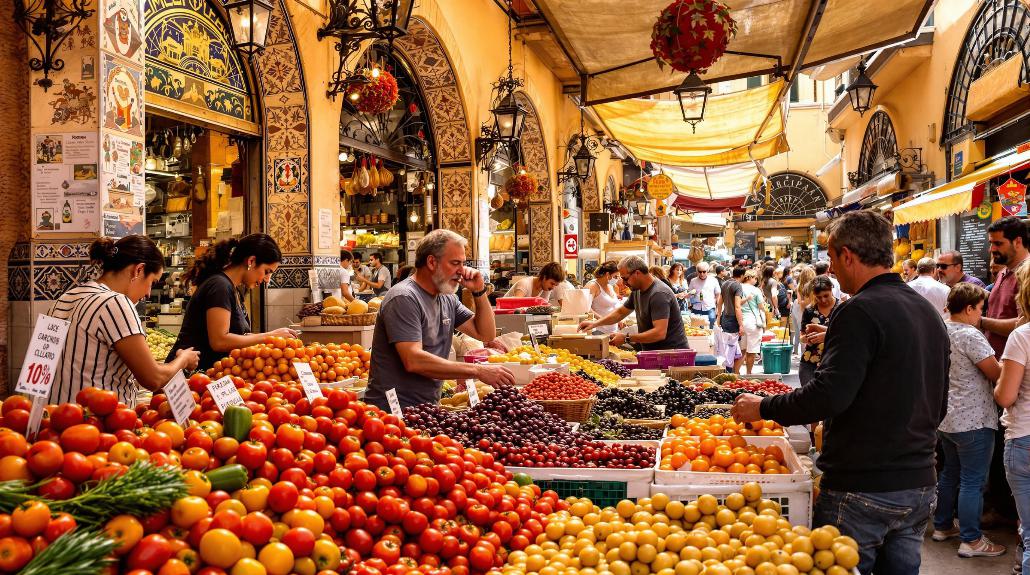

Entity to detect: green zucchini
[205,464,248,492]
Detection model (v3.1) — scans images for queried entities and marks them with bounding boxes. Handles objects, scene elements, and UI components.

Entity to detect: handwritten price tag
[207,376,245,414]
[466,382,480,407]
[165,372,196,427]
[528,323,549,352]
[386,388,403,419]
[294,362,324,401]
[16,314,70,399]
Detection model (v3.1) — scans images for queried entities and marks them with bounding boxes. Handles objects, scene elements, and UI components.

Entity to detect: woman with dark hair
[586,261,622,334]
[798,275,838,386]
[48,236,200,406]
[667,262,689,313]
[169,233,298,370]
[505,261,566,303]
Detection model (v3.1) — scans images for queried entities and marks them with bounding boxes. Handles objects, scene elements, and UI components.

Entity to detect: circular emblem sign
[648,174,674,200]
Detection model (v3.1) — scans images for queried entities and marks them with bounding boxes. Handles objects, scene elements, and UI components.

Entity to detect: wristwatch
[472,284,491,298]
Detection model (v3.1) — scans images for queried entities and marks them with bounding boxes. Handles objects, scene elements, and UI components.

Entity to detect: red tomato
[268,481,299,513]
[86,389,118,416]
[468,543,494,571]
[36,476,75,500]
[239,512,273,546]
[49,403,84,431]
[372,538,401,564]
[60,424,100,454]
[12,501,51,537]
[345,528,374,556]
[275,424,305,452]
[0,536,32,571]
[418,528,444,553]
[142,431,172,454]
[375,496,408,524]
[43,513,76,542]
[25,441,63,478]
[281,527,315,557]
[235,441,267,470]
[105,408,138,431]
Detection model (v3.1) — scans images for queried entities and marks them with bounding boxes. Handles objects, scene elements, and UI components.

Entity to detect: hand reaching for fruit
[474,363,515,386]
[731,392,765,423]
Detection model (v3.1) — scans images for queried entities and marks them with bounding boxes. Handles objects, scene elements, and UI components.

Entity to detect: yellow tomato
[199,420,223,439]
[216,498,248,516]
[104,515,143,555]
[312,538,341,571]
[272,522,290,541]
[258,542,294,575]
[171,496,211,528]
[135,448,151,462]
[249,477,273,489]
[251,420,274,433]
[183,470,212,498]
[313,496,335,519]
[288,509,325,533]
[240,541,256,559]
[199,528,243,568]
[293,557,317,575]
[156,421,186,448]
[108,441,138,465]
[230,557,267,575]
[239,485,270,512]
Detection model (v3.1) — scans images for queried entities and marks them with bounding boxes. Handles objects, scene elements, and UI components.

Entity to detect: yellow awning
[661,162,760,199]
[593,81,788,167]
[893,149,1030,225]
[533,0,933,104]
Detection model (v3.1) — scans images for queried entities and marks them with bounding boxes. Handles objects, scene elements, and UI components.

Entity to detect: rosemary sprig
[19,529,118,575]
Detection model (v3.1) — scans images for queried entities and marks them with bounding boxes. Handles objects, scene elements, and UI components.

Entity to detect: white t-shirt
[1001,324,1030,441]
[506,277,551,301]
[908,275,950,318]
[687,276,720,311]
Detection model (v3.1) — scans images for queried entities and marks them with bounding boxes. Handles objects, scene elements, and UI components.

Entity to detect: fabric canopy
[660,162,759,206]
[673,195,747,212]
[893,149,1030,225]
[593,80,788,167]
[533,0,933,104]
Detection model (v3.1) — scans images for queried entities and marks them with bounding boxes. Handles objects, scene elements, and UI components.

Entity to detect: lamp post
[846,60,877,116]
[673,72,712,133]
[12,0,94,91]
[318,0,415,98]
[224,0,273,56]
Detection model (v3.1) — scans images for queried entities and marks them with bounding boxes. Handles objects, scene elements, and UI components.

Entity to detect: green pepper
[222,404,253,442]
[205,464,248,492]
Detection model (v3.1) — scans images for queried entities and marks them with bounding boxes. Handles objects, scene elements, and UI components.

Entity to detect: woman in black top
[169,233,298,370]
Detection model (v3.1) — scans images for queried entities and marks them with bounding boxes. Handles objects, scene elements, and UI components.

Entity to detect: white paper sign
[318,208,333,250]
[207,376,245,413]
[294,362,324,400]
[16,314,71,398]
[165,372,196,427]
[26,396,47,439]
[466,382,480,407]
[385,388,403,418]
[528,323,549,352]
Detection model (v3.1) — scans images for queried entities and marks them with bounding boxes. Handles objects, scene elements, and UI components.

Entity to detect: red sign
[563,234,579,259]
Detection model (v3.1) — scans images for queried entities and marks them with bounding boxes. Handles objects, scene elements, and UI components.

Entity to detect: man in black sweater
[732,210,949,575]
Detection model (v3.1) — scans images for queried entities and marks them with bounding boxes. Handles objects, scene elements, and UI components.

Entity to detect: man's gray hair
[415,229,467,268]
[825,210,894,269]
[696,261,710,272]
[618,255,649,275]
[917,257,936,274]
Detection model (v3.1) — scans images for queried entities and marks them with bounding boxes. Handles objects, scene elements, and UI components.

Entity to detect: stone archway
[394,19,476,240]
[513,93,554,269]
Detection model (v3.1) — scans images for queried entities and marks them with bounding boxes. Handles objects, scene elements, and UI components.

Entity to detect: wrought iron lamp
[557,111,607,185]
[673,71,712,132]
[225,0,273,55]
[318,0,415,98]
[845,59,877,116]
[476,0,526,168]
[12,0,94,91]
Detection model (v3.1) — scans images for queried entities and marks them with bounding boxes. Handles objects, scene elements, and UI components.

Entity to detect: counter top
[291,324,375,332]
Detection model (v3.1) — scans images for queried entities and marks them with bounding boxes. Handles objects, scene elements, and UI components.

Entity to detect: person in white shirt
[505,262,565,305]
[586,261,622,334]
[338,250,356,302]
[687,261,720,328]
[779,254,792,272]
[908,257,950,318]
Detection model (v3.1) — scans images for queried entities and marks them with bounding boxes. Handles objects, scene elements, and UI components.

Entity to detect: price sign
[648,174,674,200]
[528,323,549,352]
[165,372,197,427]
[466,382,480,407]
[386,388,403,419]
[207,376,245,414]
[26,396,47,439]
[15,314,70,398]
[294,362,324,400]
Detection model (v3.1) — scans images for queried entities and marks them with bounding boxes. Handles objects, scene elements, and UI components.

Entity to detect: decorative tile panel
[313,256,341,267]
[583,230,600,250]
[582,172,600,212]
[9,243,31,263]
[529,203,554,270]
[268,266,310,289]
[267,201,309,255]
[8,266,30,301]
[515,93,550,204]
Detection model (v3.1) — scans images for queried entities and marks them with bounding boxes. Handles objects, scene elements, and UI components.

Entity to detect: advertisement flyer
[32,131,100,234]
[100,131,145,238]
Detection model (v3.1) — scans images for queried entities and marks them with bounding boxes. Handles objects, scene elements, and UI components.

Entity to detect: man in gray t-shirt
[580,256,690,351]
[365,230,514,410]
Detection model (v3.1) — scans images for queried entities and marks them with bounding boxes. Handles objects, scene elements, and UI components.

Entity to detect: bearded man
[365,229,514,410]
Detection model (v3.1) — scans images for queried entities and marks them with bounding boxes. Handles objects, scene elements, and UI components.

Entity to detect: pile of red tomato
[720,379,793,396]
[0,362,563,575]
[520,373,598,401]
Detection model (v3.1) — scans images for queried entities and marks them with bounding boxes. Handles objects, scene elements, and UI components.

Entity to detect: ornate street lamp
[846,59,877,116]
[557,110,607,185]
[318,0,415,98]
[12,0,94,91]
[673,71,712,133]
[476,0,526,168]
[225,0,274,56]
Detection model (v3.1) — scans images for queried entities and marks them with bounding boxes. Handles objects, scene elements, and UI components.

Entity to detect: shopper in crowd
[798,276,838,387]
[650,265,674,290]
[580,256,689,351]
[714,264,727,287]
[48,236,200,406]
[366,230,514,410]
[171,233,297,371]
[791,265,817,355]
[585,261,622,335]
[987,259,1005,292]
[813,260,843,299]
[357,252,393,296]
[688,261,720,328]
[984,216,1030,357]
[909,257,950,318]
[902,258,918,282]
[760,265,781,322]
[338,250,356,302]
[779,252,792,272]
[732,210,949,575]
[506,261,566,305]
[667,262,690,313]
[739,269,767,375]
[937,251,987,289]
[717,266,746,372]
[396,264,415,283]
[933,282,1004,557]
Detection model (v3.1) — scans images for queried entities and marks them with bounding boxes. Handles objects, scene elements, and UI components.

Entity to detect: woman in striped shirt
[48,236,200,406]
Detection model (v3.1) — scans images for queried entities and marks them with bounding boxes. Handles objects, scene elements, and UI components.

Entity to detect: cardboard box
[547,335,609,358]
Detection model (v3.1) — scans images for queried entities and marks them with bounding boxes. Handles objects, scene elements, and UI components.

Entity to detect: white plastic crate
[687,335,714,355]
[506,465,654,499]
[649,480,814,528]
[786,425,813,454]
[654,435,809,486]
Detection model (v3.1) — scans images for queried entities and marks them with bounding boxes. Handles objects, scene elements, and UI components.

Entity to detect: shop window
[746,76,763,89]
[789,81,800,103]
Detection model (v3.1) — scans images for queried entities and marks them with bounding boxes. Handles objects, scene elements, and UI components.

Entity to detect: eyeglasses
[936,263,955,270]
[698,271,708,275]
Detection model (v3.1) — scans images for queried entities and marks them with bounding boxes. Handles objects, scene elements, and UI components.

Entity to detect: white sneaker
[932,525,960,541]
[959,536,1007,558]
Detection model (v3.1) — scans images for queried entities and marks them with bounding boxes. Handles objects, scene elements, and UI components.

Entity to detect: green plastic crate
[535,479,634,508]
[761,343,792,374]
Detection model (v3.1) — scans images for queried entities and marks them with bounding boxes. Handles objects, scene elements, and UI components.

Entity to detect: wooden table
[292,324,375,348]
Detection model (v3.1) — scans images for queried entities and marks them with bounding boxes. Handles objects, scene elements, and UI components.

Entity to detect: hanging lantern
[845,60,877,116]
[506,166,537,207]
[345,67,400,115]
[650,0,737,74]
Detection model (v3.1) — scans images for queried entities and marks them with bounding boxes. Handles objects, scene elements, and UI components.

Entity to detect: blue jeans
[814,486,936,575]
[1005,435,1030,572]
[691,307,716,329]
[934,428,995,542]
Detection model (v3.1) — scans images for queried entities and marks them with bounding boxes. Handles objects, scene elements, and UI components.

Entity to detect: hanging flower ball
[346,68,400,115]
[506,166,537,207]
[650,0,737,73]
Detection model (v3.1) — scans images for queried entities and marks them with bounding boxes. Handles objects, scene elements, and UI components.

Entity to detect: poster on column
[100,131,146,238]
[100,0,143,63]
[101,54,144,138]
[31,131,100,234]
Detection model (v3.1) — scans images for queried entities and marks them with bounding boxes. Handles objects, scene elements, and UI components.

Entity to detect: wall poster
[101,54,144,138]
[32,132,101,234]
[100,131,146,238]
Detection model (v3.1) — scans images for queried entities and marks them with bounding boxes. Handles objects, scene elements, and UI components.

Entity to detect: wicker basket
[320,312,378,326]
[533,397,597,423]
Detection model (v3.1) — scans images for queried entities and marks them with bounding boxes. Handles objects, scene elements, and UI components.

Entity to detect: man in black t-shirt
[716,266,746,372]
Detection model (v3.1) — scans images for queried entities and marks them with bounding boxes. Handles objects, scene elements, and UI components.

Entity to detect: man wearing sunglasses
[937,251,987,289]
[579,256,689,351]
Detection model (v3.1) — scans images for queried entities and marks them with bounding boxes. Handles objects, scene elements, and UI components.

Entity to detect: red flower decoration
[650,0,737,73]
[346,69,400,115]
[506,166,537,207]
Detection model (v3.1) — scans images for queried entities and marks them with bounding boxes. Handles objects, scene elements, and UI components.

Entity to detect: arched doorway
[744,172,827,218]
[849,110,899,188]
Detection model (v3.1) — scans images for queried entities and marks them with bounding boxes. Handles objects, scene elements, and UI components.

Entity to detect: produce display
[145,328,175,361]
[660,436,791,474]
[669,414,785,437]
[720,378,793,396]
[439,381,494,408]
[645,381,746,418]
[487,346,620,385]
[522,373,598,400]
[579,413,664,441]
[592,358,631,378]
[498,484,861,575]
[403,386,656,469]
[297,301,323,319]
[592,387,662,420]
[684,327,711,337]
[205,338,371,384]
[693,405,732,419]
